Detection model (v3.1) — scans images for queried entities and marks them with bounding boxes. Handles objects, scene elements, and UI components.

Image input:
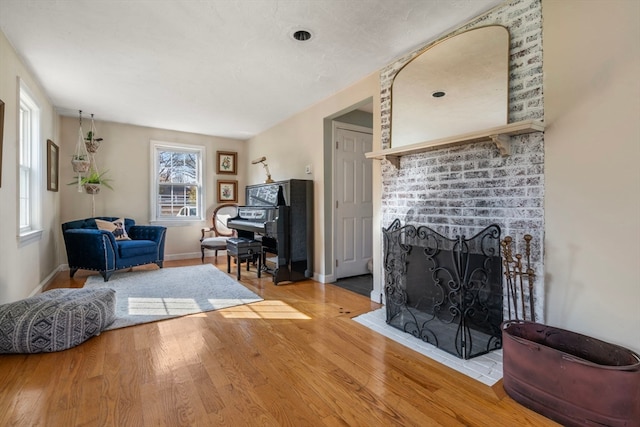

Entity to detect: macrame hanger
[88,113,100,176]
[74,110,90,192]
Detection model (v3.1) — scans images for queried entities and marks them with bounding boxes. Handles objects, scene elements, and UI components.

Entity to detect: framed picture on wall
[216,151,237,175]
[217,180,238,203]
[47,139,59,191]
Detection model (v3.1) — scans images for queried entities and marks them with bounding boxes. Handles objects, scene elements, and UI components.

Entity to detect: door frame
[321,96,383,304]
[332,121,373,280]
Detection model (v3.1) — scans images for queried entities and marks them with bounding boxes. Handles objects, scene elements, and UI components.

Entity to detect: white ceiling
[0,0,502,140]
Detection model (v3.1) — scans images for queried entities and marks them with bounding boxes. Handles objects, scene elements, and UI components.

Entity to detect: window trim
[150,140,206,225]
[17,79,43,245]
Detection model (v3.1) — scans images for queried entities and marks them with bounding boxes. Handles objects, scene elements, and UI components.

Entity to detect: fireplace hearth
[383,219,503,359]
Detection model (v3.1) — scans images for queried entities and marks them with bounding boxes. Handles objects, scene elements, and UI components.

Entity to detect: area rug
[83,264,263,330]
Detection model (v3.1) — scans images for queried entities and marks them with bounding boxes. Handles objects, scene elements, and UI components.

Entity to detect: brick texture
[379,0,544,321]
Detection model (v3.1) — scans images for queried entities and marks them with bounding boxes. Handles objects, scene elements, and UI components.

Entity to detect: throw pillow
[95,218,131,240]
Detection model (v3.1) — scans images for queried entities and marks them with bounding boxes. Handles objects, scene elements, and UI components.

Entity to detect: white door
[335,124,373,279]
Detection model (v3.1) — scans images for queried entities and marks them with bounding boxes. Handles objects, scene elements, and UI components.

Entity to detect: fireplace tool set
[500,234,535,321]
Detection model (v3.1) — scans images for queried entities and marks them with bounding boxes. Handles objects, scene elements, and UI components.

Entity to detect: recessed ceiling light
[292,29,312,42]
[432,91,446,98]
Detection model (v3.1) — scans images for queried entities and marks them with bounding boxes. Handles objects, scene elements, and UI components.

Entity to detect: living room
[0,0,638,425]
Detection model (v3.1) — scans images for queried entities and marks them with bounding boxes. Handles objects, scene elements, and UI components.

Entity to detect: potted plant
[85,131,103,153]
[69,170,113,194]
[71,154,90,173]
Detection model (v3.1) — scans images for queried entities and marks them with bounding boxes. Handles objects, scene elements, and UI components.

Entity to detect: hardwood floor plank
[0,258,560,426]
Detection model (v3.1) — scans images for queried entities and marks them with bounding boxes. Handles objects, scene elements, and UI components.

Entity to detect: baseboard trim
[165,251,210,261]
[29,264,65,297]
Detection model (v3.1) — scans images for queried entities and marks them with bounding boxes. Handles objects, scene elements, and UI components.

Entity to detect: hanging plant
[73,110,92,191]
[85,130,103,153]
[71,154,90,173]
[84,114,103,153]
[84,182,101,195]
[68,170,113,195]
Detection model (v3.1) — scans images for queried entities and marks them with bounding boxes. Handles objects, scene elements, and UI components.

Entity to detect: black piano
[227,179,313,285]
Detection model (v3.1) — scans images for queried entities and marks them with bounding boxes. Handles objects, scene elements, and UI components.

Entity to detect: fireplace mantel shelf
[365,120,545,168]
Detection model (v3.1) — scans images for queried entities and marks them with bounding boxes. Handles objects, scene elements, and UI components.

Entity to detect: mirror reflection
[391,26,509,148]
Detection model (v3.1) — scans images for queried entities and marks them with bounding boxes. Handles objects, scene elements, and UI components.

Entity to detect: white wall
[0,30,61,303]
[58,117,247,262]
[543,0,640,352]
[246,73,380,282]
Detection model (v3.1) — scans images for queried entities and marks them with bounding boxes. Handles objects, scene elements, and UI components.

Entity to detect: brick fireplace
[378,0,545,322]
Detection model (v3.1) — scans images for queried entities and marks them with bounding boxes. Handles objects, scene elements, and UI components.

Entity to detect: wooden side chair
[200,204,238,262]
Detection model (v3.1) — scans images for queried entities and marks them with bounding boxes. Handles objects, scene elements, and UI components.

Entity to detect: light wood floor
[0,258,559,426]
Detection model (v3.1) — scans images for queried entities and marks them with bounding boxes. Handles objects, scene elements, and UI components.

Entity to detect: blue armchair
[62,217,166,281]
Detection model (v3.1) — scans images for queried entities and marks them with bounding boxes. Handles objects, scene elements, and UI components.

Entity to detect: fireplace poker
[501,237,519,320]
[524,234,536,322]
[516,253,526,320]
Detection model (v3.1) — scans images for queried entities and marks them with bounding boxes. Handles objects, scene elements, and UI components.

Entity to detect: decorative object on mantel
[501,234,536,322]
[366,120,545,168]
[251,156,274,183]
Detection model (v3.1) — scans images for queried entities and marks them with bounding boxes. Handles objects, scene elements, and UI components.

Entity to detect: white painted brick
[378,0,545,323]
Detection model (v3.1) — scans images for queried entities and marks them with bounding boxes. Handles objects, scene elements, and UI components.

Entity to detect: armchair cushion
[201,236,229,248]
[95,217,130,240]
[118,239,158,258]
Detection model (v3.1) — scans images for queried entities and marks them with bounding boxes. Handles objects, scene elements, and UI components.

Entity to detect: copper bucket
[502,321,640,427]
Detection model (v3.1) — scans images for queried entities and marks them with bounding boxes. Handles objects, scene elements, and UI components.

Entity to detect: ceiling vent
[292,30,312,42]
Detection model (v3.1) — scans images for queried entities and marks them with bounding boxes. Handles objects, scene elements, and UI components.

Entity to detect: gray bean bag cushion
[0,288,116,353]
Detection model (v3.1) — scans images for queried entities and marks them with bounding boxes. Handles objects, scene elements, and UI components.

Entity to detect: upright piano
[227,179,313,284]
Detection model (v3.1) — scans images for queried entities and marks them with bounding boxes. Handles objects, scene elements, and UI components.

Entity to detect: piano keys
[227,206,279,235]
[227,179,313,285]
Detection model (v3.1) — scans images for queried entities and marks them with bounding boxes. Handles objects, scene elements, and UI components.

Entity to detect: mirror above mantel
[391,25,510,148]
[367,25,545,167]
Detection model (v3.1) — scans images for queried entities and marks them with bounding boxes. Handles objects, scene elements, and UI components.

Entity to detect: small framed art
[216,151,237,175]
[47,139,59,192]
[217,180,238,202]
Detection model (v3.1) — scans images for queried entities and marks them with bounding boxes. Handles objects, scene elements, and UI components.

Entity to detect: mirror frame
[390,25,510,148]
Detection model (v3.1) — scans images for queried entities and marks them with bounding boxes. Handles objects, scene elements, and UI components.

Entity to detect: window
[150,141,205,223]
[18,81,42,244]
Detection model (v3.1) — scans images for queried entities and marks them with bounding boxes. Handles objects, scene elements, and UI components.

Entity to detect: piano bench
[226,238,262,280]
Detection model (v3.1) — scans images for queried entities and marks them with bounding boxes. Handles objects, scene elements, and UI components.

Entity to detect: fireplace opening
[383,219,503,359]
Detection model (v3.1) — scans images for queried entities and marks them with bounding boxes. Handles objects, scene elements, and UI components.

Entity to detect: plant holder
[69,111,109,217]
[72,158,90,173]
[85,140,101,153]
[84,183,101,195]
[85,114,102,153]
[72,111,91,192]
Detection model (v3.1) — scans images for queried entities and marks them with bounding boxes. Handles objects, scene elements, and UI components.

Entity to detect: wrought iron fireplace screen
[383,219,503,359]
